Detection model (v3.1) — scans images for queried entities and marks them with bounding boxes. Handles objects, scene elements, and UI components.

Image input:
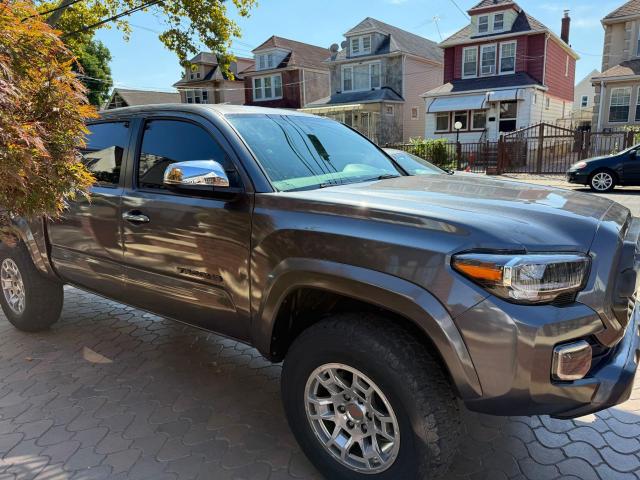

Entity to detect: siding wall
[301,69,330,106]
[402,56,443,140]
[544,38,575,101]
[593,80,640,129]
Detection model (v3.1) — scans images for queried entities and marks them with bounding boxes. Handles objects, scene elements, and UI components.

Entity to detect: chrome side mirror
[163,160,230,189]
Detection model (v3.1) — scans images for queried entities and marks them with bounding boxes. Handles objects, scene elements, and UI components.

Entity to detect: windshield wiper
[375,174,401,180]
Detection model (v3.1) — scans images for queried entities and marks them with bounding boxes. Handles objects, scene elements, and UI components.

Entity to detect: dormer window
[350,35,372,56]
[478,16,489,34]
[494,13,504,31]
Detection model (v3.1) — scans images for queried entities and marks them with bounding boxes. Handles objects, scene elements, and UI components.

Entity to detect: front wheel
[0,243,63,332]
[281,313,460,480]
[589,170,616,192]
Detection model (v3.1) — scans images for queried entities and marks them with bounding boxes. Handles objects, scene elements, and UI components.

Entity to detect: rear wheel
[589,170,616,192]
[0,243,63,332]
[281,313,460,480]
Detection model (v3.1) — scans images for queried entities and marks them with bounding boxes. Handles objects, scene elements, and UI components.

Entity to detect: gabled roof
[593,59,640,79]
[334,17,442,63]
[469,0,517,11]
[423,72,542,96]
[110,89,180,106]
[441,10,547,46]
[305,87,404,107]
[173,54,254,87]
[603,0,640,21]
[248,36,330,71]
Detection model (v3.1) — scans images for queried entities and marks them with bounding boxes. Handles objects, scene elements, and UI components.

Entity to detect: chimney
[561,10,571,44]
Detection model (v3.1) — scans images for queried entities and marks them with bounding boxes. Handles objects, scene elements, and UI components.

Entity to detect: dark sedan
[567,144,640,192]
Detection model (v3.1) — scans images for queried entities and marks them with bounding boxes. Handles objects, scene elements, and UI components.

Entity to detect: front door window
[499,101,517,133]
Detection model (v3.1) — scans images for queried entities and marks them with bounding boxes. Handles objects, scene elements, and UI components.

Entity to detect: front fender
[253,258,482,400]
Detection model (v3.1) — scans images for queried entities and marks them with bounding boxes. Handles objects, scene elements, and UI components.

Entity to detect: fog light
[552,341,592,381]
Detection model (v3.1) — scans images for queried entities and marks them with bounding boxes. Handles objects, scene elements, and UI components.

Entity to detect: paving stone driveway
[0,287,638,480]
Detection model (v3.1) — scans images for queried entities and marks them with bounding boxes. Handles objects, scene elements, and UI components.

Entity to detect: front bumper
[566,170,589,185]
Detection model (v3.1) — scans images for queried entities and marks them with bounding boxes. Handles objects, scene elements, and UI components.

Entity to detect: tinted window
[137,120,237,190]
[227,115,401,191]
[83,122,130,186]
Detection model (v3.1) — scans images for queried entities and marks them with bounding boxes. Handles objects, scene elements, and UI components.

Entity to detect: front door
[120,117,253,341]
[499,101,518,133]
[48,121,130,300]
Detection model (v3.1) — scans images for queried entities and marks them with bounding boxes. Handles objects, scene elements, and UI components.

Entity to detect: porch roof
[422,72,541,97]
[304,87,404,108]
[428,94,488,113]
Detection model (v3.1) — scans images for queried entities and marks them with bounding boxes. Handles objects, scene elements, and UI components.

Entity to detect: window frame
[384,104,395,116]
[82,120,131,189]
[411,107,419,120]
[252,74,283,102]
[435,112,450,132]
[480,44,497,76]
[478,15,489,34]
[609,86,632,123]
[453,111,469,131]
[350,35,372,56]
[499,41,517,75]
[636,87,640,122]
[462,46,478,79]
[581,95,589,108]
[471,110,487,130]
[133,117,245,195]
[493,13,504,32]
[341,61,382,92]
[184,89,208,105]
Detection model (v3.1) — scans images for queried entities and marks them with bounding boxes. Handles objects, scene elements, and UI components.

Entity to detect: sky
[95,0,627,93]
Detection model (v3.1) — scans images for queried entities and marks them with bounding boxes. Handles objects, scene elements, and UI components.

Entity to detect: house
[422,1,578,142]
[243,36,330,109]
[173,52,254,105]
[301,18,443,144]
[103,88,180,110]
[570,70,599,129]
[592,0,640,130]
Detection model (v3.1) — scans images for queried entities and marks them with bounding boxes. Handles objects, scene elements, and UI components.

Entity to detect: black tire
[0,243,63,332]
[589,169,616,192]
[281,313,460,480]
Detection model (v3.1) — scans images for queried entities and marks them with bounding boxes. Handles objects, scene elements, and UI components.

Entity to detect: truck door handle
[122,211,150,224]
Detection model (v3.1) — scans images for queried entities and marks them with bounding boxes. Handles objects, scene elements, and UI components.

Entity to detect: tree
[0,1,95,240]
[73,39,113,107]
[40,0,256,75]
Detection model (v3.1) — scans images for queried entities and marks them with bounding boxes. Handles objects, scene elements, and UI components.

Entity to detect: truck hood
[277,175,626,253]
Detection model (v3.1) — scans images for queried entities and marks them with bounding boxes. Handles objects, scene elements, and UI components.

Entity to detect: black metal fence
[387,124,639,175]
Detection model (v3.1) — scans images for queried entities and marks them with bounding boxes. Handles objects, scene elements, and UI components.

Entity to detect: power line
[449,0,469,19]
[63,0,162,37]
[22,0,85,22]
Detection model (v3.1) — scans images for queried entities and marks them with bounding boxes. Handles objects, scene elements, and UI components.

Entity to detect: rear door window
[83,122,130,187]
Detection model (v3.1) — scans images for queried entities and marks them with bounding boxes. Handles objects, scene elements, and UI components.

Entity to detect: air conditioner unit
[482,65,495,75]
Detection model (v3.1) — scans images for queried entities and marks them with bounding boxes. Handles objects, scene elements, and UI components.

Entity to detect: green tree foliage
[41,0,256,76]
[73,39,113,107]
[0,1,96,239]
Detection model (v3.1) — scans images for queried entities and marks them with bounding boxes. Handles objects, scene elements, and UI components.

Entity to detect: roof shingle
[594,59,640,78]
[423,72,542,96]
[306,87,404,107]
[469,0,516,10]
[441,10,547,45]
[249,36,330,71]
[604,0,640,20]
[108,89,180,107]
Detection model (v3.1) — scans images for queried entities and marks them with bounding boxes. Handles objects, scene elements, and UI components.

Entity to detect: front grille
[551,292,577,306]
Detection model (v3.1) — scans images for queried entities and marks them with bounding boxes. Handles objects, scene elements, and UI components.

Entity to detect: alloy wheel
[1,259,25,315]
[304,363,400,474]
[591,172,613,191]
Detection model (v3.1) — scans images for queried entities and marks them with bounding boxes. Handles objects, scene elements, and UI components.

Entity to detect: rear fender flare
[4,217,57,279]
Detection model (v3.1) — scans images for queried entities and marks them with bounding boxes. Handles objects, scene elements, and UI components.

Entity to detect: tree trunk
[46,0,75,26]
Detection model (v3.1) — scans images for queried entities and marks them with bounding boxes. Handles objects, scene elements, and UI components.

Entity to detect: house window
[267,53,274,69]
[545,97,550,110]
[436,113,449,132]
[472,111,487,130]
[500,42,516,74]
[478,15,489,34]
[342,62,381,92]
[636,87,640,121]
[411,107,419,120]
[350,35,372,56]
[184,89,208,104]
[258,55,265,70]
[499,101,517,132]
[453,111,468,130]
[565,56,569,77]
[581,95,589,108]
[196,72,200,79]
[637,29,640,57]
[494,13,504,31]
[462,47,477,78]
[610,87,631,122]
[253,74,283,101]
[385,105,394,116]
[532,93,537,105]
[480,44,497,76]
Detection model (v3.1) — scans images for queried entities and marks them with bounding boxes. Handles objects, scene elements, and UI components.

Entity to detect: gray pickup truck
[1,104,639,480]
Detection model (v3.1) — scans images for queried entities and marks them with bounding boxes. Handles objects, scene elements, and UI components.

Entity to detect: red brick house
[243,36,330,109]
[423,0,579,142]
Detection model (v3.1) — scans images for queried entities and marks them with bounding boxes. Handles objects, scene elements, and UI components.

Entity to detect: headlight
[573,161,588,170]
[452,253,590,304]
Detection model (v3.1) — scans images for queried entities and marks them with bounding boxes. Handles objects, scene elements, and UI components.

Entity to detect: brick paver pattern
[0,287,638,480]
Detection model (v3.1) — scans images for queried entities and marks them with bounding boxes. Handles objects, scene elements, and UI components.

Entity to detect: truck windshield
[227,114,402,191]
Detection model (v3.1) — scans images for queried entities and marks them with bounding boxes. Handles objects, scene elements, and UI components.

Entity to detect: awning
[300,104,365,114]
[486,89,524,102]
[427,94,489,113]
